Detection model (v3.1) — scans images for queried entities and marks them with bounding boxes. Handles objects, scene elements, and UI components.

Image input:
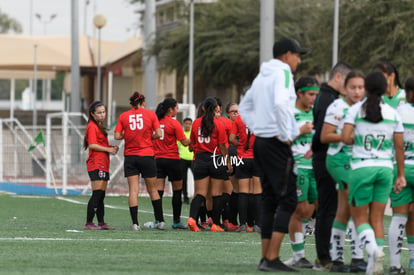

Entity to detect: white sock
[291,232,305,261]
[349,219,364,259]
[388,215,407,268]
[331,221,347,262]
[357,224,378,257]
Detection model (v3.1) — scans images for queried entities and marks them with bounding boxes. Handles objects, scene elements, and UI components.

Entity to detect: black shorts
[235,158,262,179]
[124,155,157,178]
[192,152,228,180]
[156,158,183,181]
[228,144,237,176]
[88,169,110,181]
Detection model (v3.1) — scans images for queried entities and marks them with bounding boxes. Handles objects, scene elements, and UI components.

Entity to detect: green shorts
[326,153,351,191]
[296,168,318,204]
[348,166,393,206]
[390,164,414,207]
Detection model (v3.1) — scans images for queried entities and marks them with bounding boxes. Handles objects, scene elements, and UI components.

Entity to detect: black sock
[151,199,164,222]
[172,189,182,223]
[190,194,205,220]
[199,205,207,223]
[238,192,249,225]
[247,194,255,226]
[86,190,101,223]
[96,190,105,223]
[212,195,222,225]
[229,192,239,224]
[253,193,262,225]
[207,210,213,219]
[129,206,138,225]
[221,193,231,222]
[158,190,164,198]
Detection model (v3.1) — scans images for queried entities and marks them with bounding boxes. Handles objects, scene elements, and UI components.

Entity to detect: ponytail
[155,97,178,120]
[201,97,217,137]
[362,71,387,123]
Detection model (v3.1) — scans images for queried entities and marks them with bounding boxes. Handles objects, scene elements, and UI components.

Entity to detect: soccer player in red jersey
[114,92,164,231]
[229,114,262,233]
[186,97,233,232]
[153,98,191,229]
[83,101,119,230]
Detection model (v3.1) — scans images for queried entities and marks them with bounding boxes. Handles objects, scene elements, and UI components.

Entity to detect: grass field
[0,193,411,274]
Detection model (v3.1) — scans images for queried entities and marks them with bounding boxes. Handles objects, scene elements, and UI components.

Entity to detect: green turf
[0,193,410,274]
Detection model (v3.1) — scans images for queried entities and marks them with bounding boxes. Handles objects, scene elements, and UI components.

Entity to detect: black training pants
[254,137,297,239]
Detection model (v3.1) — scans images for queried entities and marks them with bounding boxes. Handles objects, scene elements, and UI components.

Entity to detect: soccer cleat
[284,257,313,268]
[293,258,313,269]
[98,222,115,230]
[171,221,187,229]
[350,258,367,272]
[258,257,297,272]
[210,224,224,232]
[226,223,240,232]
[84,222,100,230]
[199,222,210,231]
[329,261,351,273]
[253,225,261,233]
[187,217,200,232]
[312,259,332,271]
[246,225,254,233]
[131,224,141,231]
[236,224,247,233]
[410,259,414,270]
[207,217,213,226]
[389,266,406,275]
[154,221,166,230]
[366,249,384,275]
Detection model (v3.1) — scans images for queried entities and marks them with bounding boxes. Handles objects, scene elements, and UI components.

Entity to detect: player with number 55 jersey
[115,91,164,232]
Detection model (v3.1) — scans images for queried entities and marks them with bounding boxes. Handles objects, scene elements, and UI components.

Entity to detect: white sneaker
[155,221,166,230]
[131,224,141,231]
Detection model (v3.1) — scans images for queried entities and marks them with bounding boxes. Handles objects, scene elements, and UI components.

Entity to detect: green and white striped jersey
[382,88,406,109]
[397,103,414,165]
[292,107,314,169]
[324,97,353,156]
[344,100,404,169]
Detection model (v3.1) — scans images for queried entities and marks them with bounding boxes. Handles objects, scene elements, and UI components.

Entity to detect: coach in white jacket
[239,38,309,272]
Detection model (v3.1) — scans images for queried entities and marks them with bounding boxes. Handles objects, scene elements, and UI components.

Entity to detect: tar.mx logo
[211,147,244,169]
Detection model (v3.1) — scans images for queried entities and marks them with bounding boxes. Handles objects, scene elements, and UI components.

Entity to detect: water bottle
[144,221,154,229]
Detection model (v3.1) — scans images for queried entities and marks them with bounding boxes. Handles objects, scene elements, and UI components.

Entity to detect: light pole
[35,13,57,35]
[93,14,106,100]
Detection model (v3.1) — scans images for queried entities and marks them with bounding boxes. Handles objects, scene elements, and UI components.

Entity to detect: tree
[0,9,22,33]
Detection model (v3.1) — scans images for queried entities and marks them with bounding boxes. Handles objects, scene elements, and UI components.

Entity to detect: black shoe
[293,257,313,269]
[258,257,297,272]
[330,261,352,273]
[390,266,406,275]
[183,197,189,204]
[349,258,367,272]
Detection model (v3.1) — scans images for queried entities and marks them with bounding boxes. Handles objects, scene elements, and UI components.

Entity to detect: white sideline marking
[0,237,260,245]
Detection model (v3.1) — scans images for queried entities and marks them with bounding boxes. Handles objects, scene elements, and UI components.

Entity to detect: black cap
[272,38,310,58]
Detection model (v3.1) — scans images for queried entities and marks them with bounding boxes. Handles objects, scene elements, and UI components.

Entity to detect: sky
[0,0,143,41]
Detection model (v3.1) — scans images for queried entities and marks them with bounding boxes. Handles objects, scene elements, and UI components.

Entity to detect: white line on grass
[0,237,261,245]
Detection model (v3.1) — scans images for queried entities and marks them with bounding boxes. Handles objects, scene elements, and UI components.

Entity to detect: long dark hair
[373,61,402,88]
[405,77,414,104]
[201,97,217,137]
[363,71,387,123]
[129,91,145,109]
[83,101,107,150]
[155,97,177,120]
